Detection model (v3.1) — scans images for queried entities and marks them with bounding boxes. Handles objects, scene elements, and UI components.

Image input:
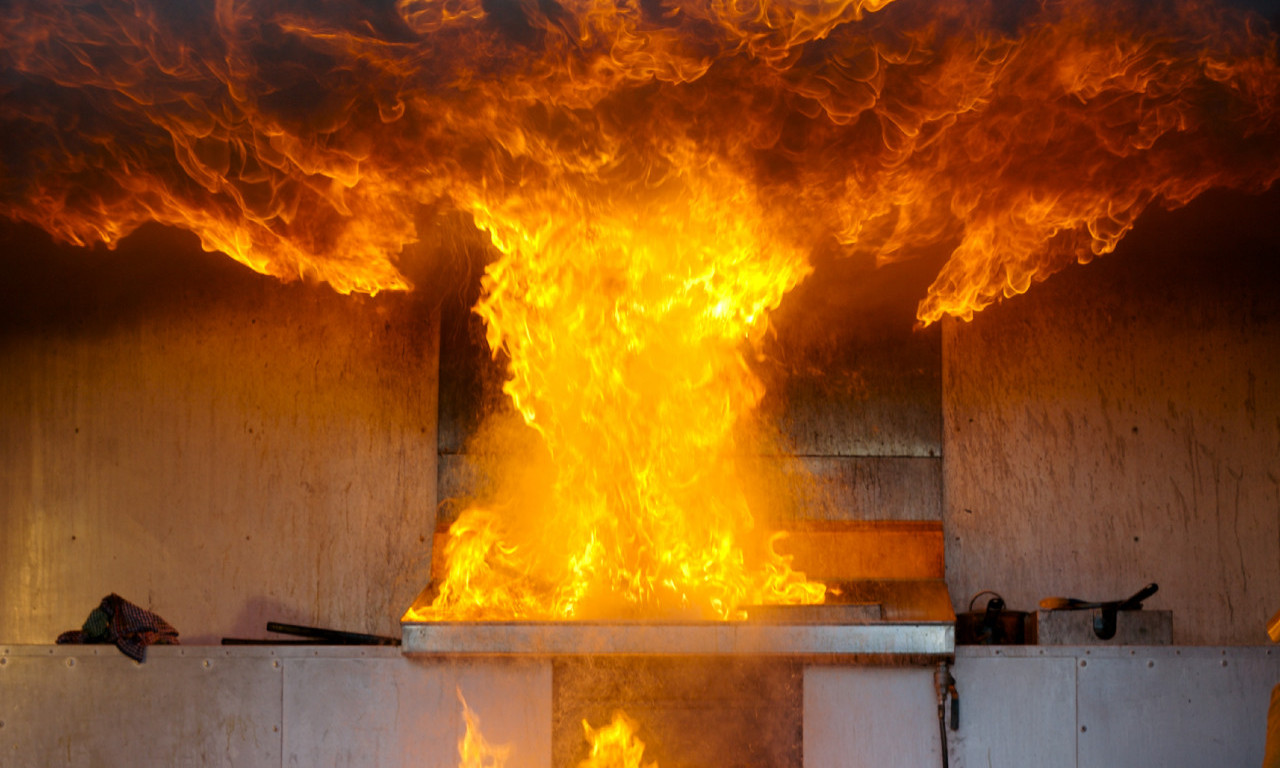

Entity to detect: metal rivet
[65,658,75,668]
[1080,660,1087,667]
[1147,660,1155,668]
[272,660,280,669]
[273,726,279,733]
[1081,725,1088,733]
[1221,660,1228,667]
[0,657,8,666]
[202,660,211,669]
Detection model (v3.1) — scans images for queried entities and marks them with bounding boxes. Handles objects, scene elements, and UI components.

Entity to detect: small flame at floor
[457,691,655,768]
[458,690,512,768]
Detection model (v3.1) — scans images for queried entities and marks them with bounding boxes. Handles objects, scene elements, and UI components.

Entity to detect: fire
[457,690,512,768]
[455,691,655,768]
[579,712,655,768]
[4,0,1279,619]
[419,153,825,620]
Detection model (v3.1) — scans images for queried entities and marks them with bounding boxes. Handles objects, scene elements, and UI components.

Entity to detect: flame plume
[426,152,822,619]
[4,0,1278,619]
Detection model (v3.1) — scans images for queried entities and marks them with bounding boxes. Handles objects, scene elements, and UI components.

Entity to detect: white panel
[283,656,551,768]
[1078,648,1280,768]
[949,654,1076,768]
[0,646,281,767]
[804,666,939,768]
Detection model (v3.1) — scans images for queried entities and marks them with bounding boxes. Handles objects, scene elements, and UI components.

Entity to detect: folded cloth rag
[56,593,179,662]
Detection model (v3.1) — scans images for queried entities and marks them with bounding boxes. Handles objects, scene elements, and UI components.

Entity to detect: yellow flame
[457,690,512,768]
[415,152,826,620]
[454,693,654,768]
[579,712,656,768]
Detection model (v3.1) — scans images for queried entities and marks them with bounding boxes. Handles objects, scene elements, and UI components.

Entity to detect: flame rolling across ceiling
[3,0,1278,619]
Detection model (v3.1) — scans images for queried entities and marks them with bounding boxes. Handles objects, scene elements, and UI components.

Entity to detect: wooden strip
[767,522,944,581]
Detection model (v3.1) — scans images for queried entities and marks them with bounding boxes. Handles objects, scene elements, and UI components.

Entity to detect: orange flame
[4,0,1278,619]
[4,1,1275,314]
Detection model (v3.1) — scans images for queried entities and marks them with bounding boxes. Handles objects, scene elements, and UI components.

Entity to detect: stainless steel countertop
[401,579,956,659]
[401,619,954,658]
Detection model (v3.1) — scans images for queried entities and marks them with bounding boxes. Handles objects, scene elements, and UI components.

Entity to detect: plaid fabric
[56,593,179,662]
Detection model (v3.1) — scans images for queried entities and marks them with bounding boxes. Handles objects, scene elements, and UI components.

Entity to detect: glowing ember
[3,0,1279,619]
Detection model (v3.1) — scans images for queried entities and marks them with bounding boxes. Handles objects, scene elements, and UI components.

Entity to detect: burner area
[400,515,956,766]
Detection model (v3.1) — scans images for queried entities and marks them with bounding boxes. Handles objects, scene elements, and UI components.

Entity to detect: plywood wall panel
[0,224,440,644]
[943,190,1280,645]
[285,656,551,768]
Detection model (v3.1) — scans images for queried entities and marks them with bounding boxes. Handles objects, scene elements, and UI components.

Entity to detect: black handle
[266,622,400,646]
[1093,604,1119,640]
[1117,583,1159,611]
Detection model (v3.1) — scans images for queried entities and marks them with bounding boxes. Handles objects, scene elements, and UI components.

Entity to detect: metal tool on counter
[1038,583,1159,640]
[956,590,1031,645]
[221,622,400,646]
[266,622,400,645]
